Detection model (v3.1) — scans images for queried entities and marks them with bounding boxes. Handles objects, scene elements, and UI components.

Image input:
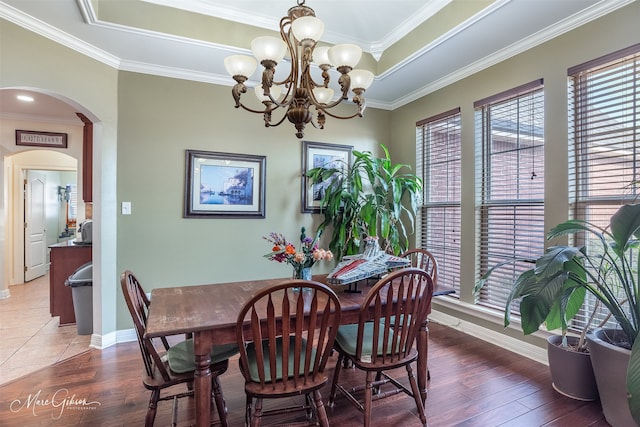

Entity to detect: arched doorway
[0,88,99,382]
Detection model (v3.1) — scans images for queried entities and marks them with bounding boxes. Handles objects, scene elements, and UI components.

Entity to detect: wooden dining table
[145,274,453,427]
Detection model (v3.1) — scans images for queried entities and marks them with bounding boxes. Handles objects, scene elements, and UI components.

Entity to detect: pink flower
[325,250,334,262]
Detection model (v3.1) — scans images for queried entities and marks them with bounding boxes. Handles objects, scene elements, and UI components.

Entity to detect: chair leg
[406,363,427,426]
[364,371,375,427]
[251,397,263,427]
[329,353,345,406]
[171,396,179,427]
[305,394,313,421]
[245,395,252,427]
[145,389,160,427]
[212,376,228,427]
[313,389,330,427]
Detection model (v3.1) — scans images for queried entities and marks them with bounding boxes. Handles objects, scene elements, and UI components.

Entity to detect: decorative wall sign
[15,130,68,148]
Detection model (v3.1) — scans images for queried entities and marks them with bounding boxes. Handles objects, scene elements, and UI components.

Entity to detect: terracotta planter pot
[547,335,598,401]
[586,328,635,427]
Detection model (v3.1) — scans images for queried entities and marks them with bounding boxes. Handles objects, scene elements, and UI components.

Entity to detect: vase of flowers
[263,227,333,282]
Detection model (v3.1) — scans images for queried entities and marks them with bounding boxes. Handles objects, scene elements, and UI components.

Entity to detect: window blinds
[568,43,640,331]
[416,108,462,294]
[475,81,545,312]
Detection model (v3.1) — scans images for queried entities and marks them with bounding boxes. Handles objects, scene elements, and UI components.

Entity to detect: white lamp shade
[350,69,374,89]
[328,44,362,68]
[312,46,331,66]
[254,84,282,101]
[313,87,334,104]
[291,16,324,42]
[224,55,257,78]
[251,36,287,63]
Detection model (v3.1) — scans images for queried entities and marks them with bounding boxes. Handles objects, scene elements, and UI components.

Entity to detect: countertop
[49,240,92,248]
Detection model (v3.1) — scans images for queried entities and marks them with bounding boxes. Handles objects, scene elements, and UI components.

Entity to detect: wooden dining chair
[401,248,439,380]
[400,248,438,286]
[120,270,239,427]
[329,268,433,427]
[235,280,342,427]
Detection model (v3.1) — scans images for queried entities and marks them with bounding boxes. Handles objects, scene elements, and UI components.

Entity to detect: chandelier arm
[235,102,277,115]
[267,113,289,127]
[280,15,299,88]
[320,108,364,120]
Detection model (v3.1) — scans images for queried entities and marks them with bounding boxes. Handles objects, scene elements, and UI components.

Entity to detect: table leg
[194,331,212,427]
[416,321,429,405]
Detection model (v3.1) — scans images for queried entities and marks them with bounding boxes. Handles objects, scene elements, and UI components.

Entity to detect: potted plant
[476,256,599,402]
[305,144,422,260]
[475,203,640,425]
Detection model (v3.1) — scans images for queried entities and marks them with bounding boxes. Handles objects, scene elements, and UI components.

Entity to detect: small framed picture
[15,130,68,148]
[301,141,353,213]
[184,150,266,218]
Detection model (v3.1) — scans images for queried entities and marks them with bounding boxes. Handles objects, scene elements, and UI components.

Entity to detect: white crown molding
[3,0,633,111]
[141,0,277,32]
[379,0,511,83]
[391,0,635,109]
[0,0,121,69]
[120,60,233,87]
[369,0,453,60]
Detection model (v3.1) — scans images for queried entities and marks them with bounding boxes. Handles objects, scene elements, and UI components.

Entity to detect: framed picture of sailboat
[184,149,266,218]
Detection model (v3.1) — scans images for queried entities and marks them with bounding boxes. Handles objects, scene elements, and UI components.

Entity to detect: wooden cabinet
[49,241,92,325]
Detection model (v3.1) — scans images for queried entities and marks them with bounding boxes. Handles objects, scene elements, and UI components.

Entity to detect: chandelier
[223,0,374,139]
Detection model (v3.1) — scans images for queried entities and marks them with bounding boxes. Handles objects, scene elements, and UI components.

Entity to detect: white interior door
[25,170,47,281]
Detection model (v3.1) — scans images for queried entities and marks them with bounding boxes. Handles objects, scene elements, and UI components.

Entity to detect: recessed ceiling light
[17,95,34,102]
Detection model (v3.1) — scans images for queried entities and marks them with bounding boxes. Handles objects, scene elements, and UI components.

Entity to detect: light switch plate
[122,201,132,215]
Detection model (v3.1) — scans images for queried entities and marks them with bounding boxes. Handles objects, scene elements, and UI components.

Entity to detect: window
[568,43,640,331]
[475,80,545,313]
[416,108,461,294]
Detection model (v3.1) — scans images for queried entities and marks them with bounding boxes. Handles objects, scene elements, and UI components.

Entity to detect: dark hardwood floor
[1,322,609,426]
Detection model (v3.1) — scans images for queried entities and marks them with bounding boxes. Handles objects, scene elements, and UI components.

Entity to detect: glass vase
[293,266,312,281]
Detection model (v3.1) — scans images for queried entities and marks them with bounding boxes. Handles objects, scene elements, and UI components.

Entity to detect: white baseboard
[0,288,10,299]
[116,328,137,344]
[89,330,118,349]
[429,309,548,366]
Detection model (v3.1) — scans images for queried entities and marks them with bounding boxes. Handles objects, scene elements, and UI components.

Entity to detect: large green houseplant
[306,144,422,260]
[475,203,640,424]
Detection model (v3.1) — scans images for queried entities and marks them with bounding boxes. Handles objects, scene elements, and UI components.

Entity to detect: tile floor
[0,273,91,384]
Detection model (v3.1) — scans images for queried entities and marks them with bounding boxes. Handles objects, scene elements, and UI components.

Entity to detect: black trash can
[65,262,93,335]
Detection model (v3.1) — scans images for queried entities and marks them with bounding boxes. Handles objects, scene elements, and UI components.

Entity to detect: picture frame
[184,150,266,218]
[301,141,353,213]
[15,130,68,148]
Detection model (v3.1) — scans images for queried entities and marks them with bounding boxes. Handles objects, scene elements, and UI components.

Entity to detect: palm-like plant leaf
[306,144,421,258]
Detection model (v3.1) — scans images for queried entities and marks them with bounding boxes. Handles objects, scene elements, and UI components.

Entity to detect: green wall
[115,72,390,328]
